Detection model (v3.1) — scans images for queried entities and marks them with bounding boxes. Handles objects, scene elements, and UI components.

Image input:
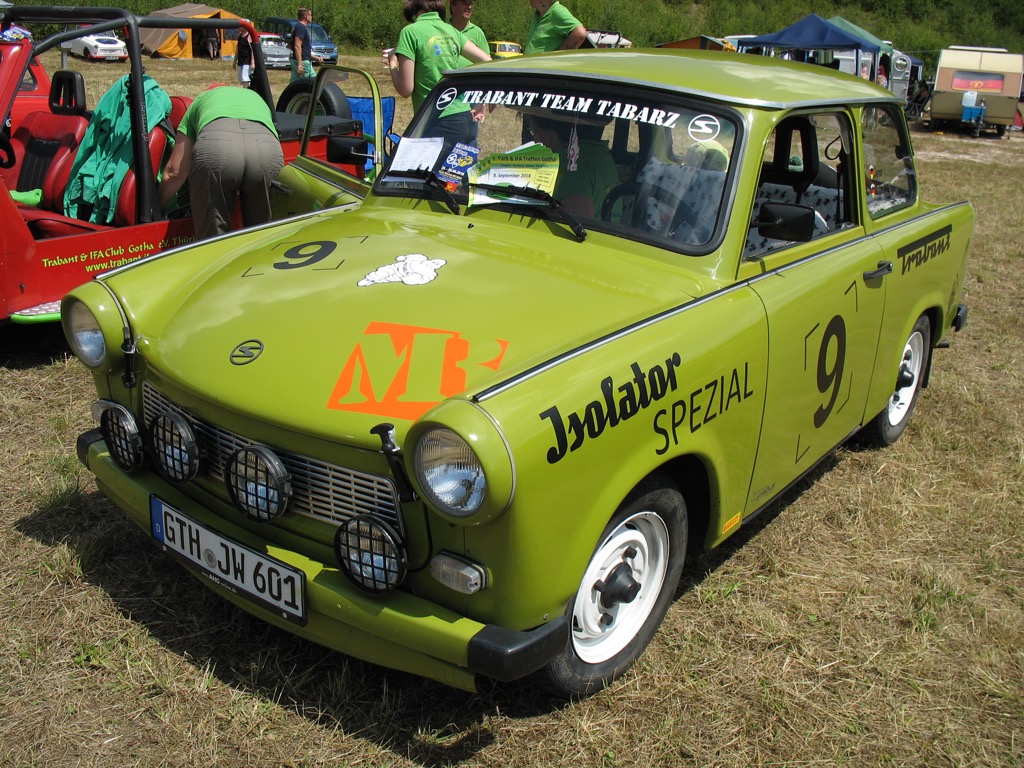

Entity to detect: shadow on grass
[676,453,838,596]
[15,457,835,766]
[0,322,72,369]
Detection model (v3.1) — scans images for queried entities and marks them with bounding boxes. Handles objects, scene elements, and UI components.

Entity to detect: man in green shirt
[526,115,617,218]
[525,0,587,54]
[159,86,284,239]
[449,0,488,138]
[449,0,488,67]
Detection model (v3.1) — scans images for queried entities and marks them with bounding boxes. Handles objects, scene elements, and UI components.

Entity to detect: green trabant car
[64,50,972,697]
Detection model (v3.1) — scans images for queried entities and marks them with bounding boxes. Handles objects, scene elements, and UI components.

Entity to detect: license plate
[150,496,306,625]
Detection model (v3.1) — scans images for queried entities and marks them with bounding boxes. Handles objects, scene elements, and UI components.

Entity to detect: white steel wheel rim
[571,510,670,663]
[887,330,925,426]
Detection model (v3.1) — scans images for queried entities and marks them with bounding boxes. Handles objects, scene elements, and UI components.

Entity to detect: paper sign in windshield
[389,137,444,172]
[468,142,559,206]
[436,142,481,190]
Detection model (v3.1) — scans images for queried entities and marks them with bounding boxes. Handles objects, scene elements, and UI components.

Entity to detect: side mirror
[753,202,816,242]
[327,135,370,164]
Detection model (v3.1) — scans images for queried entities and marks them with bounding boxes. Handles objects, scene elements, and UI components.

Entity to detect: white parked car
[70,33,128,62]
[259,33,291,69]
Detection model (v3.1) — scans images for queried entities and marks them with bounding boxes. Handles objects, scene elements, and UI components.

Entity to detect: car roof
[462,48,898,109]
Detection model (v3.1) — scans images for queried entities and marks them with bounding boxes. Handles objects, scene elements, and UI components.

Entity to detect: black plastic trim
[953,303,968,332]
[76,428,103,467]
[467,616,569,682]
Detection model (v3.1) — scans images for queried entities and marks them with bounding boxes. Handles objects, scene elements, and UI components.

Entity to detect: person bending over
[159,85,284,239]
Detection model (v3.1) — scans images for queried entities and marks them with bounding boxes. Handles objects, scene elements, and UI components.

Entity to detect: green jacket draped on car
[64,73,171,223]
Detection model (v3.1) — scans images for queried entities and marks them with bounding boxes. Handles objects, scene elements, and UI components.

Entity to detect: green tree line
[48,0,1024,74]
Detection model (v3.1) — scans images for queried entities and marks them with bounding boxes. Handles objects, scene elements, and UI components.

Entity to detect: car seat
[1,70,89,200]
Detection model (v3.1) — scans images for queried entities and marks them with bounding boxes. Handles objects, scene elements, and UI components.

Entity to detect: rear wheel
[545,479,687,698]
[861,314,931,446]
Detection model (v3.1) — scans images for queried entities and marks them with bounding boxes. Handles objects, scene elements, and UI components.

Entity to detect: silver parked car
[259,33,290,69]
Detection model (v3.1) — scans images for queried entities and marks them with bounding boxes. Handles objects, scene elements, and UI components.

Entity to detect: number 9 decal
[813,314,846,428]
[273,241,337,270]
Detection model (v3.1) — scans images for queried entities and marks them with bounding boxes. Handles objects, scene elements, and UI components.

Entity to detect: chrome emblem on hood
[230,340,264,365]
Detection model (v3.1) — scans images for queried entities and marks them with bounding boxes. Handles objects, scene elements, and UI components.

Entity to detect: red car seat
[1,70,89,202]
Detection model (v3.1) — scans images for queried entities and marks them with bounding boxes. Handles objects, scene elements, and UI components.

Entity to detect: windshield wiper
[382,169,460,215]
[468,183,587,242]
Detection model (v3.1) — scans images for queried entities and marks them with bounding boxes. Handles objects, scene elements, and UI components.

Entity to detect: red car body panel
[1,8,363,324]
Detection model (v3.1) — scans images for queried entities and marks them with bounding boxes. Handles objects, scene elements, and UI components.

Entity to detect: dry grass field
[1,52,1022,767]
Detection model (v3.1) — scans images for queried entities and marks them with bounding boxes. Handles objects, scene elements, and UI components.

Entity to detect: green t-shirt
[456,21,488,68]
[525,1,582,55]
[555,139,618,214]
[395,12,470,113]
[178,87,279,139]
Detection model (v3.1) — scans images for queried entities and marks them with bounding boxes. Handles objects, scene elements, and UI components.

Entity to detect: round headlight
[64,300,106,368]
[148,412,200,483]
[225,445,292,522]
[99,403,144,472]
[414,427,486,517]
[334,515,407,593]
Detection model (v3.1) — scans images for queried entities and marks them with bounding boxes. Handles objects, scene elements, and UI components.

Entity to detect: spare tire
[276,78,351,118]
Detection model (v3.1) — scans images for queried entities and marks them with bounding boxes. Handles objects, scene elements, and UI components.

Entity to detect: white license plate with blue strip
[150,496,306,625]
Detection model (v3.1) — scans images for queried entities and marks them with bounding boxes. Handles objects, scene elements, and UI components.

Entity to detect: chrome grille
[142,382,402,533]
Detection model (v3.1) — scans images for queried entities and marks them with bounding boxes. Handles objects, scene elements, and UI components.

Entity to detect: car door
[272,66,383,219]
[739,110,889,513]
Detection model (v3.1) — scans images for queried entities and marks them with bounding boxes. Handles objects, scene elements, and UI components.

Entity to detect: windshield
[310,25,332,44]
[376,74,739,252]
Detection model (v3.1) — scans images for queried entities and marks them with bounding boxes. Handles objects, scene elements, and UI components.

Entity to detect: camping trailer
[927,46,1024,136]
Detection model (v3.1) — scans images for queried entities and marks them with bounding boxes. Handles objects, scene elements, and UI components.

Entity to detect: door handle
[863,261,893,280]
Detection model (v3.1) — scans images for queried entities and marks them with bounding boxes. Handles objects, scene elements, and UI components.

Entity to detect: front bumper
[77,428,567,691]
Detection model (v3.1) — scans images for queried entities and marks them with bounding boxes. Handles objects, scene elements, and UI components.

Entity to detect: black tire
[861,314,931,447]
[275,78,350,118]
[545,478,688,698]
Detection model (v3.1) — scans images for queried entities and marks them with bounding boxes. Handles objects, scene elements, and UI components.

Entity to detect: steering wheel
[0,131,15,169]
[600,182,643,226]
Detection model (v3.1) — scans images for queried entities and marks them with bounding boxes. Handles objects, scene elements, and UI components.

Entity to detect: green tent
[827,16,893,59]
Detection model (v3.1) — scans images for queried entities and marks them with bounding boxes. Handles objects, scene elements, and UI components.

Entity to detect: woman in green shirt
[383,0,489,149]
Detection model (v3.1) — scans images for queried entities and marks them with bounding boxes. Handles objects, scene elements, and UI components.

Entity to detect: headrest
[766,116,818,189]
[49,70,87,116]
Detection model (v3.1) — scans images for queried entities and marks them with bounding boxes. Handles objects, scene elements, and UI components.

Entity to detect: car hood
[103,204,706,445]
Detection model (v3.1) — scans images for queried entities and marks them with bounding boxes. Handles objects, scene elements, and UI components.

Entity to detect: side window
[746,112,853,258]
[19,67,39,93]
[862,104,916,218]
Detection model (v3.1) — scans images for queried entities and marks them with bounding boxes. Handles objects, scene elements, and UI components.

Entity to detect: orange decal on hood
[327,321,508,421]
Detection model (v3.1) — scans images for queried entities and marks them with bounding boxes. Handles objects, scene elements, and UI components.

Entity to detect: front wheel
[861,314,931,446]
[545,479,687,698]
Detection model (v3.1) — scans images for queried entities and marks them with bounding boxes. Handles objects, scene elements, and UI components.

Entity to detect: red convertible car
[0,7,367,324]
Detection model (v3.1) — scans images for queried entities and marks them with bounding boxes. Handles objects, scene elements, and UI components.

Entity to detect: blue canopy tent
[742,14,880,78]
[742,14,881,53]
